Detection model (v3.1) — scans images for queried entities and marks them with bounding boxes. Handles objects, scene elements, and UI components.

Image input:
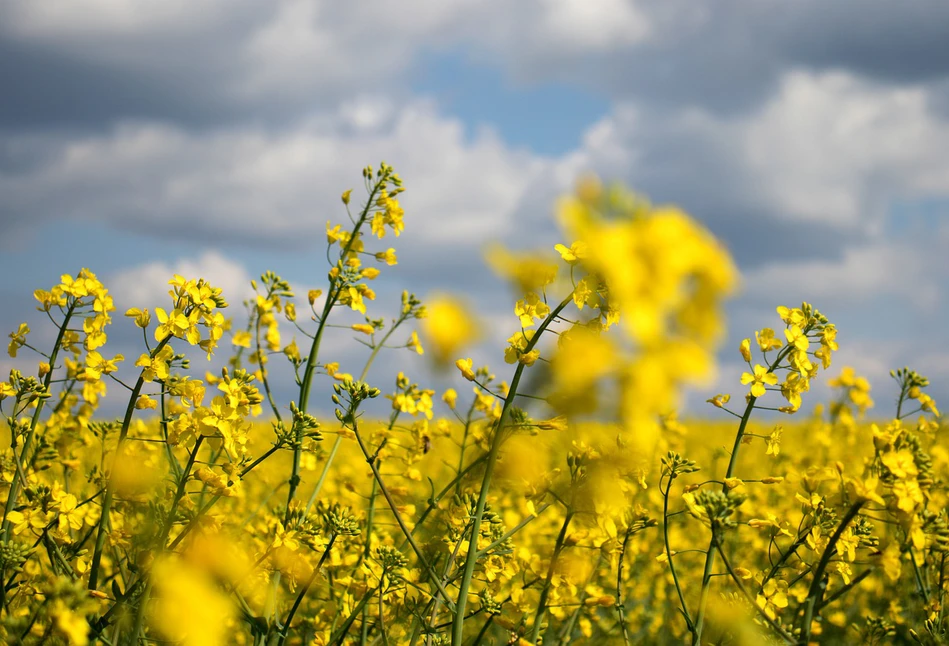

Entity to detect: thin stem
[693,345,792,643]
[350,417,456,612]
[2,302,76,541]
[286,181,381,520]
[798,500,864,643]
[909,545,931,605]
[616,527,633,646]
[529,510,574,643]
[451,295,572,646]
[693,391,757,643]
[255,309,284,424]
[278,533,338,645]
[714,541,796,643]
[87,337,171,590]
[816,567,872,611]
[662,474,694,632]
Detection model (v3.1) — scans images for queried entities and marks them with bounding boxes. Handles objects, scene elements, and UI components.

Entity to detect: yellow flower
[485,244,558,293]
[154,307,191,342]
[136,345,174,382]
[283,340,301,364]
[84,351,124,381]
[456,358,475,381]
[892,479,923,513]
[881,449,918,480]
[776,305,806,327]
[135,395,158,410]
[755,327,783,352]
[351,323,374,335]
[881,543,902,582]
[231,330,252,348]
[739,338,752,362]
[326,221,346,245]
[706,393,730,408]
[405,330,424,355]
[740,364,778,398]
[837,527,859,562]
[766,427,782,456]
[514,292,551,327]
[124,307,151,328]
[554,241,588,264]
[53,603,90,646]
[8,323,30,358]
[150,556,236,646]
[504,330,536,365]
[756,579,789,620]
[421,298,479,365]
[442,388,457,409]
[847,475,885,506]
[784,325,809,352]
[375,248,398,266]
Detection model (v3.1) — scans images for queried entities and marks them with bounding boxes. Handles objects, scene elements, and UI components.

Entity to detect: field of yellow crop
[1,164,944,645]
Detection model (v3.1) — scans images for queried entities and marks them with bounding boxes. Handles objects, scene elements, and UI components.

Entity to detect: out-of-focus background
[2,1,947,416]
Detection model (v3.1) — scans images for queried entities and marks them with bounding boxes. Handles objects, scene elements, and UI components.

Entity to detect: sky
[1,0,948,421]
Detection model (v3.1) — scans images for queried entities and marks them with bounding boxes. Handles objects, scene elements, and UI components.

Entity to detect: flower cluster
[0,166,944,646]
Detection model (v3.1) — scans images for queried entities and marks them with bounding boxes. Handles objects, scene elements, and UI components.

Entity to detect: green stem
[350,417,456,612]
[303,435,342,516]
[693,345,793,644]
[662,473,694,633]
[277,533,338,645]
[2,302,76,541]
[909,545,931,605]
[530,510,574,643]
[157,436,204,548]
[87,336,171,591]
[616,527,633,646]
[816,567,872,611]
[286,181,381,517]
[693,390,757,644]
[798,500,864,643]
[450,294,572,646]
[302,309,412,519]
[255,308,284,424]
[713,541,795,643]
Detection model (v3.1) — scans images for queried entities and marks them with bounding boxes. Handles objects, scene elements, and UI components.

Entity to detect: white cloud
[532,0,651,52]
[0,101,545,247]
[743,240,944,311]
[108,250,255,313]
[742,71,949,227]
[556,68,949,246]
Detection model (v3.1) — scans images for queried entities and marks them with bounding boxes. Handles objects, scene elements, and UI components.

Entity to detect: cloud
[0,0,653,128]
[543,69,949,273]
[0,101,545,249]
[108,249,255,313]
[743,239,945,312]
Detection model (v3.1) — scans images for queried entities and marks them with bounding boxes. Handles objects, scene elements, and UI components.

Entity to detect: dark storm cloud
[776,1,949,84]
[0,39,227,130]
[496,1,949,117]
[4,0,948,134]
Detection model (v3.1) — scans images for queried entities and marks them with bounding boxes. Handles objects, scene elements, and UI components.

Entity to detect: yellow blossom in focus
[755,328,783,352]
[740,364,778,398]
[456,358,475,381]
[739,338,752,362]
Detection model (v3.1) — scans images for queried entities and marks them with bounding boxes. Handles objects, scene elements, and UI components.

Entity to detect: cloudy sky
[2,0,948,420]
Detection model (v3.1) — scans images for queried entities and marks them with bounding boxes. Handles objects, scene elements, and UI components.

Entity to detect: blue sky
[1,0,948,420]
